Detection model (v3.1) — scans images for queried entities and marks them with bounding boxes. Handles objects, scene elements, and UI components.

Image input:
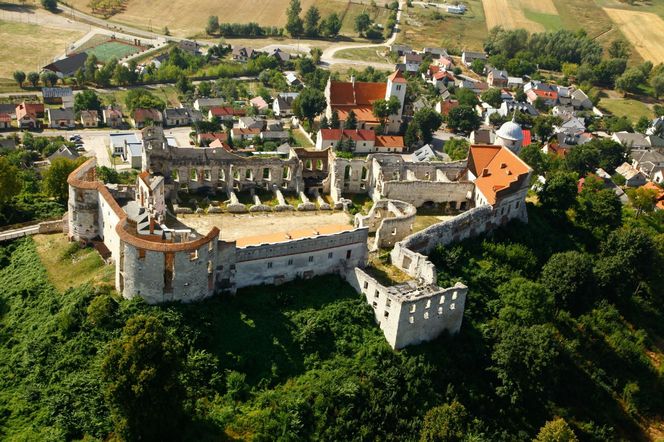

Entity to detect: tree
[480,88,502,108]
[608,39,630,59]
[576,175,622,236]
[627,186,658,218]
[534,418,579,442]
[40,71,58,87]
[470,59,485,74]
[615,67,646,94]
[372,96,401,133]
[533,115,560,142]
[454,88,479,107]
[491,324,560,404]
[43,157,85,202]
[0,157,22,207]
[651,75,664,99]
[41,0,57,11]
[635,116,650,134]
[538,171,578,215]
[74,90,101,113]
[286,0,304,36]
[541,251,595,313]
[419,401,469,442]
[321,12,342,38]
[27,71,40,88]
[519,144,547,176]
[102,315,185,441]
[304,6,320,37]
[412,107,444,143]
[446,105,480,134]
[310,47,322,64]
[13,71,26,88]
[124,88,166,112]
[444,138,469,161]
[330,109,340,129]
[206,15,219,35]
[293,87,326,127]
[319,115,329,129]
[345,109,357,129]
[354,12,372,36]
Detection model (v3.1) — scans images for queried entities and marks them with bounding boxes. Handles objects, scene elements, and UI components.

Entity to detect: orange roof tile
[235,224,354,247]
[387,69,407,84]
[469,145,531,205]
[375,135,405,149]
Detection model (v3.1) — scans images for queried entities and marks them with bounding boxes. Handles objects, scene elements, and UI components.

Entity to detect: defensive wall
[345,267,467,349]
[355,199,417,250]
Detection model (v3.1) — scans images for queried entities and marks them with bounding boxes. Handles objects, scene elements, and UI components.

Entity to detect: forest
[0,142,663,441]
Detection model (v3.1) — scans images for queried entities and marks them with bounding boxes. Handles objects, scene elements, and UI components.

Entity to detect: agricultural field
[602,8,664,64]
[0,19,84,79]
[599,97,654,122]
[398,0,488,51]
[482,0,560,32]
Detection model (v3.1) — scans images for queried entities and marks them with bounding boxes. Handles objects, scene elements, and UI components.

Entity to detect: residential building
[487,68,509,87]
[164,108,192,127]
[615,162,647,187]
[80,110,99,128]
[194,98,227,111]
[273,92,299,117]
[48,145,79,163]
[0,113,11,130]
[16,102,44,129]
[208,106,246,121]
[238,116,264,130]
[403,53,423,73]
[571,89,593,110]
[232,46,256,62]
[109,133,141,156]
[131,108,163,128]
[250,96,270,112]
[42,87,73,105]
[461,51,486,67]
[43,52,88,78]
[103,108,124,128]
[231,127,261,141]
[315,129,405,153]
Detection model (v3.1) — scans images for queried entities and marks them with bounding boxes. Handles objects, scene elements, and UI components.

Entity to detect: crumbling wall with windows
[345,267,467,349]
[355,199,417,250]
[378,181,474,208]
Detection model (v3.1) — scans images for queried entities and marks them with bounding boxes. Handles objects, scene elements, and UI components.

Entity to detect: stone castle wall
[379,181,473,208]
[355,199,417,250]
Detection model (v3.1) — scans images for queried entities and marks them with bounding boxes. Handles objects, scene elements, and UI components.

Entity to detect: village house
[109,133,141,157]
[194,98,227,111]
[15,102,44,129]
[284,72,301,87]
[178,40,201,56]
[487,68,509,88]
[526,88,558,107]
[571,89,593,110]
[0,104,16,119]
[615,162,647,187]
[389,44,412,56]
[238,116,264,130]
[48,145,78,163]
[232,46,256,62]
[507,77,523,88]
[260,130,289,142]
[315,129,405,153]
[555,115,586,134]
[423,47,449,58]
[250,96,270,112]
[632,149,664,180]
[79,110,99,128]
[231,127,261,141]
[325,70,406,133]
[611,132,659,149]
[43,52,88,78]
[164,108,192,127]
[103,108,123,128]
[131,108,163,129]
[435,99,459,117]
[0,113,11,130]
[273,93,299,117]
[461,51,486,67]
[208,138,232,150]
[197,132,226,145]
[270,48,291,63]
[208,106,246,121]
[403,53,423,73]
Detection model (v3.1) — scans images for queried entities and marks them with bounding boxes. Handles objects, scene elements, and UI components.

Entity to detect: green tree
[491,324,560,404]
[627,186,658,218]
[498,278,552,326]
[539,171,578,215]
[27,71,40,88]
[446,105,480,134]
[651,75,664,99]
[608,39,630,59]
[124,88,166,112]
[444,138,470,161]
[455,88,479,107]
[43,157,85,202]
[519,144,548,176]
[576,175,622,236]
[372,96,401,133]
[354,12,372,36]
[615,67,646,94]
[310,47,322,64]
[41,0,57,11]
[480,88,502,108]
[321,12,342,37]
[541,251,595,313]
[534,418,579,442]
[345,109,357,129]
[304,6,321,37]
[293,87,326,127]
[286,0,304,36]
[12,71,26,88]
[470,59,485,74]
[102,315,185,441]
[635,115,650,134]
[330,109,340,129]
[533,115,560,142]
[419,401,469,442]
[0,157,22,207]
[412,107,444,143]
[40,70,58,87]
[74,90,101,113]
[206,15,219,35]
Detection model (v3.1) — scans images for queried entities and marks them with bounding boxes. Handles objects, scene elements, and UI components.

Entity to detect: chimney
[482,168,491,177]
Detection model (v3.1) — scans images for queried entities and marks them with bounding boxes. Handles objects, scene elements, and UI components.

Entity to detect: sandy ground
[482,0,557,32]
[178,211,353,241]
[603,8,664,64]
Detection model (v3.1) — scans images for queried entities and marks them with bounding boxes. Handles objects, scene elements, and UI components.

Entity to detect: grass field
[602,8,664,64]
[398,0,487,51]
[75,33,144,63]
[335,46,390,63]
[0,19,84,79]
[599,97,653,122]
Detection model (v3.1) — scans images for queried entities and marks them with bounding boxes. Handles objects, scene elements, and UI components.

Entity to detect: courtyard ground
[178,211,353,241]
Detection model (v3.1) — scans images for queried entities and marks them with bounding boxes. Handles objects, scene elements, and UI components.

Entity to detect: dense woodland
[0,138,663,441]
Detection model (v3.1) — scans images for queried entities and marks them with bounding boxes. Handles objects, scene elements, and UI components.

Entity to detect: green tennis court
[84,41,142,63]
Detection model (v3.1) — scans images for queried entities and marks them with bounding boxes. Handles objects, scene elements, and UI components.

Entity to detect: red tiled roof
[439,99,459,116]
[522,129,532,146]
[199,132,226,142]
[209,139,232,151]
[530,89,558,100]
[387,69,407,84]
[232,128,260,135]
[469,145,531,205]
[375,135,404,149]
[641,182,664,210]
[0,113,10,122]
[335,106,378,124]
[209,106,246,117]
[133,108,162,122]
[319,128,376,142]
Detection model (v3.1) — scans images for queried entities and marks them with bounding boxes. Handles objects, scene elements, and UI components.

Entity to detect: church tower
[385,70,407,133]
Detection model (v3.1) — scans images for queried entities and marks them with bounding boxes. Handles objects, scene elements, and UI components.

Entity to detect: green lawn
[599,97,653,122]
[291,128,314,148]
[523,9,564,31]
[335,47,390,63]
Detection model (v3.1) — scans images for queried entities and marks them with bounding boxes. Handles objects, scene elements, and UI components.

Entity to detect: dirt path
[179,211,353,241]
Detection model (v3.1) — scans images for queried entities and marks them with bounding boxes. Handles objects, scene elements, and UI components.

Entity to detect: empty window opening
[190,169,198,181]
[204,169,211,181]
[409,315,414,324]
[308,256,313,262]
[374,290,380,298]
[267,262,273,269]
[372,301,377,308]
[409,304,416,313]
[263,168,271,180]
[346,250,352,259]
[386,298,391,308]
[190,250,199,261]
[288,258,293,265]
[361,167,368,181]
[452,291,457,300]
[363,281,369,289]
[425,299,431,309]
[424,312,429,320]
[384,311,389,318]
[328,252,333,259]
[440,295,445,304]
[344,165,352,180]
[245,169,253,180]
[438,307,443,315]
[316,159,324,170]
[450,303,456,310]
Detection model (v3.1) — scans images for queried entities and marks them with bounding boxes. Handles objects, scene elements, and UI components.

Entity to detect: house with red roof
[325,70,406,133]
[15,102,44,129]
[467,144,532,223]
[526,89,558,107]
[0,113,11,130]
[315,128,405,153]
[208,106,246,121]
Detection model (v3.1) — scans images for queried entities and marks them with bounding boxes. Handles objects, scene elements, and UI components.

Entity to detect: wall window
[409,315,414,324]
[440,295,445,304]
[424,312,429,320]
[374,290,380,298]
[384,311,389,318]
[386,298,391,308]
[288,258,293,265]
[450,303,455,310]
[346,250,352,259]
[308,256,313,262]
[267,262,272,269]
[409,304,416,313]
[452,291,457,300]
[190,250,198,261]
[363,281,369,289]
[425,299,431,308]
[438,306,443,315]
[328,252,333,259]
